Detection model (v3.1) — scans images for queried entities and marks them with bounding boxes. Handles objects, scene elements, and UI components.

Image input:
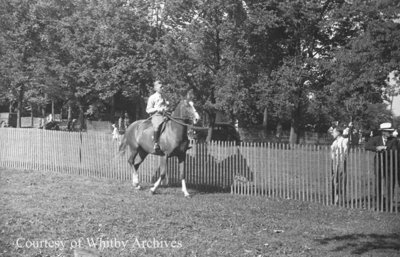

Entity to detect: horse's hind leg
[150,156,167,194]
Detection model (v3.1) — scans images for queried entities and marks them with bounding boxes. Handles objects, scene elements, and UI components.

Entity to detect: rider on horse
[146,80,169,151]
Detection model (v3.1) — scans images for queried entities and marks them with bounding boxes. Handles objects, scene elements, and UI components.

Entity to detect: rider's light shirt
[146,92,168,115]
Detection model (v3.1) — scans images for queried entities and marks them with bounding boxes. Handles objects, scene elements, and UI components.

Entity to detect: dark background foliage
[0,0,399,142]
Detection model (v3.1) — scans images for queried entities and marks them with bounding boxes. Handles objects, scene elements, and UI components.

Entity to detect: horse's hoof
[149,189,156,195]
[134,185,141,190]
[184,194,191,198]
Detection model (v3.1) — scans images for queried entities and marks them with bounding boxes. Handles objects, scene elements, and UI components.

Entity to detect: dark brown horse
[118,99,200,197]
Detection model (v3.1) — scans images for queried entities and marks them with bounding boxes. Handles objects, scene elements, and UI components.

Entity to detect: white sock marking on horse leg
[151,177,162,193]
[132,173,138,185]
[132,172,140,189]
[182,179,190,197]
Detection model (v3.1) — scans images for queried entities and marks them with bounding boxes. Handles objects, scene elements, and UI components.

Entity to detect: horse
[118,99,200,197]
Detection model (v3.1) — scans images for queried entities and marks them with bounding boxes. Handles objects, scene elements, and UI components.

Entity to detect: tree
[36,0,156,127]
[0,0,46,127]
[256,0,346,143]
[256,0,400,143]
[152,0,266,129]
[324,0,400,126]
[1,0,399,141]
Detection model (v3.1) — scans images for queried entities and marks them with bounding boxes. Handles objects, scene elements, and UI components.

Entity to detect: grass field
[1,168,400,257]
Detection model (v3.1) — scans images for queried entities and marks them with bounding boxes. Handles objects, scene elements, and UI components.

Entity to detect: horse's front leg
[178,154,190,198]
[129,149,147,190]
[150,156,167,194]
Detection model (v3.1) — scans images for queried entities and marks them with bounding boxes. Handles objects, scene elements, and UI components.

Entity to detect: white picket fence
[0,128,398,213]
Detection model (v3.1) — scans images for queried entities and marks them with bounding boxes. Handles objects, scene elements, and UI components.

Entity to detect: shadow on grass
[316,233,400,255]
[149,152,253,194]
[137,181,231,196]
[157,184,231,194]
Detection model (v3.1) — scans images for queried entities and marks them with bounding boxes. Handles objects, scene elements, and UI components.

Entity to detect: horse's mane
[171,100,190,120]
[171,100,183,117]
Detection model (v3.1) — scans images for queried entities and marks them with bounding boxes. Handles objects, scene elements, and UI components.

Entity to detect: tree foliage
[0,0,399,136]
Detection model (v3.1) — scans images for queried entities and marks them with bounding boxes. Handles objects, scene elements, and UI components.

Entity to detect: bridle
[165,114,195,128]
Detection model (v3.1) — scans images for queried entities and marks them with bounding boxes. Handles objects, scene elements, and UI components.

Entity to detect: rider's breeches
[151,114,164,132]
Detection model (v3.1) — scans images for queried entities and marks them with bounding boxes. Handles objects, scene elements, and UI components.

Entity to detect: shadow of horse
[150,149,254,193]
[315,233,400,255]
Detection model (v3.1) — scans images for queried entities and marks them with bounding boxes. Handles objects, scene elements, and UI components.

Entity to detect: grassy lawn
[1,168,400,257]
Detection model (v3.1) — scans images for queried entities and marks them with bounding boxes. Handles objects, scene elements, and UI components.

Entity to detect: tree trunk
[16,102,21,128]
[16,87,24,128]
[111,94,116,123]
[289,124,297,145]
[289,112,301,144]
[40,105,45,128]
[30,104,34,127]
[263,107,268,134]
[206,111,216,142]
[276,121,283,142]
[78,102,85,131]
[41,105,45,118]
[67,105,72,121]
[51,100,55,118]
[135,101,141,121]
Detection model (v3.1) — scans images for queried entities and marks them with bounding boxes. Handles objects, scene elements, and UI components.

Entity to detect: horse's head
[173,99,200,125]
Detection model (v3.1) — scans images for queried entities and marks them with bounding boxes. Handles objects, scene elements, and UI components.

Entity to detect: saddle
[137,116,192,151]
[139,118,168,135]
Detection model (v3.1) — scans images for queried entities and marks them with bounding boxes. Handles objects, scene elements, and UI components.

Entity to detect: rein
[146,113,193,128]
[165,114,194,128]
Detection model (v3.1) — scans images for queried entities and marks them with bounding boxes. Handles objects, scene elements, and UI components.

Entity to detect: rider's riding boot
[153,131,160,150]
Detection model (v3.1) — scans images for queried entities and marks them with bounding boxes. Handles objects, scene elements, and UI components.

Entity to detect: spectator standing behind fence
[112,124,120,141]
[328,124,349,205]
[388,129,400,206]
[118,115,125,134]
[124,112,130,129]
[365,122,397,208]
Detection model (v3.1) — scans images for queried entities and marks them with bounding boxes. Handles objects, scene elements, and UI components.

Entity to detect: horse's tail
[117,134,128,157]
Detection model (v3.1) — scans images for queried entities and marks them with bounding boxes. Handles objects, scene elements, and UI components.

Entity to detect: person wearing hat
[385,125,400,211]
[365,122,395,151]
[365,122,397,209]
